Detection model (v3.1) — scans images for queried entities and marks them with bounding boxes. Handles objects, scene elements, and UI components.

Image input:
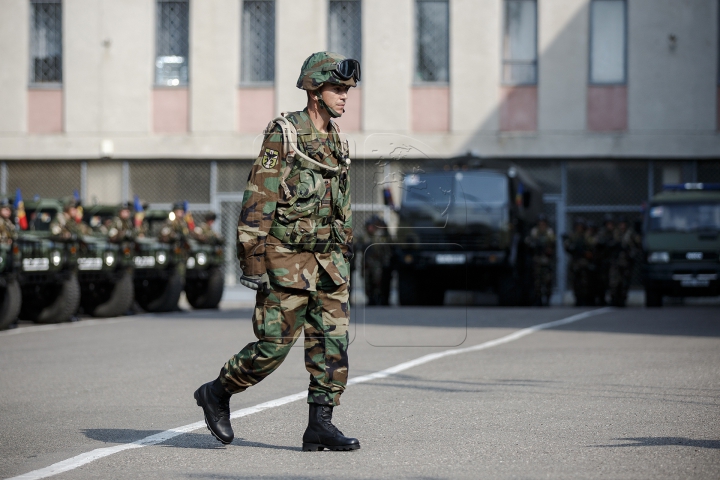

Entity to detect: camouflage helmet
[296,51,360,91]
[62,197,78,211]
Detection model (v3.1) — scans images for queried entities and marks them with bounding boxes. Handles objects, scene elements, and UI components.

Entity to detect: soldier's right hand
[240,273,271,295]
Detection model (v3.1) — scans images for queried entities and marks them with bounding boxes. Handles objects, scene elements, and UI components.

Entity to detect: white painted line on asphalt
[0,318,138,337]
[8,307,612,480]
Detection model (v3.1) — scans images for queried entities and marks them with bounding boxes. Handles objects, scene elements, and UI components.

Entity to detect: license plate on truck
[435,254,466,265]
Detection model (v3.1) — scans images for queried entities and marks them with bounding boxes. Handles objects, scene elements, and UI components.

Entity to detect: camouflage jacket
[237,109,353,291]
[0,217,17,244]
[107,217,135,243]
[193,222,222,245]
[159,217,190,243]
[525,227,556,258]
[50,213,91,239]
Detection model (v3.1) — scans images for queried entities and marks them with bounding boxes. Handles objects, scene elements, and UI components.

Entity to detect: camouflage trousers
[220,270,350,406]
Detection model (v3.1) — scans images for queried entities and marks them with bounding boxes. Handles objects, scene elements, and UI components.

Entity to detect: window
[30,0,62,84]
[328,0,362,62]
[589,0,627,84]
[502,0,537,85]
[155,0,189,86]
[414,0,449,83]
[241,0,275,84]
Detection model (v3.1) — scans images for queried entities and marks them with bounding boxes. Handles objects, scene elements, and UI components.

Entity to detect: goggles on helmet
[321,58,361,82]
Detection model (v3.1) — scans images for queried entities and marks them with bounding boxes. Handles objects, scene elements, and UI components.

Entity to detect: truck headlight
[196,252,207,266]
[156,251,167,265]
[51,250,62,266]
[648,251,670,263]
[187,256,196,269]
[105,252,115,267]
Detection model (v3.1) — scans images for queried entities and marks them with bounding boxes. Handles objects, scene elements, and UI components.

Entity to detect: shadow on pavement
[592,437,720,449]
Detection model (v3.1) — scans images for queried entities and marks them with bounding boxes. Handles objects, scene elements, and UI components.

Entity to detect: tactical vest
[266,110,351,254]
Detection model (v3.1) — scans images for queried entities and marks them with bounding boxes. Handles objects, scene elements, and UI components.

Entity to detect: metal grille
[7,161,80,199]
[241,0,275,84]
[220,200,243,283]
[328,0,362,62]
[567,161,648,207]
[129,161,210,203]
[503,0,537,85]
[415,0,449,83]
[155,0,189,86]
[30,0,62,84]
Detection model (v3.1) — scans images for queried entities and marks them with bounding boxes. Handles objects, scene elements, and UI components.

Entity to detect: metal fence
[3,159,719,294]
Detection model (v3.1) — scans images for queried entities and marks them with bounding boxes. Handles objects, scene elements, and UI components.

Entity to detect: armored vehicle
[393,159,543,306]
[17,199,80,323]
[79,205,136,317]
[184,237,224,309]
[643,183,720,307]
[132,209,185,312]
[0,240,22,329]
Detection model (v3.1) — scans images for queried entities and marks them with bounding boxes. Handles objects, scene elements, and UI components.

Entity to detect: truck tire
[0,279,22,330]
[186,268,224,309]
[398,270,420,306]
[90,271,134,318]
[498,273,522,306]
[645,288,663,307]
[137,271,183,313]
[31,273,81,324]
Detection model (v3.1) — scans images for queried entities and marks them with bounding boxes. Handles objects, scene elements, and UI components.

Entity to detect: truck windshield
[647,203,720,232]
[402,171,507,208]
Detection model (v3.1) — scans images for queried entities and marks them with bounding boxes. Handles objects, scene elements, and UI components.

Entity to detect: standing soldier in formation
[50,198,91,239]
[525,214,555,306]
[107,202,137,243]
[594,214,616,305]
[0,199,17,244]
[192,212,222,245]
[563,217,594,306]
[356,215,393,305]
[608,216,641,306]
[194,52,360,451]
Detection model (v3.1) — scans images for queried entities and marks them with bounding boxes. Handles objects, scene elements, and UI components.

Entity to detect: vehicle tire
[138,271,184,313]
[186,268,224,309]
[0,279,22,330]
[497,273,522,306]
[398,270,419,306]
[645,288,663,307]
[33,273,81,324]
[90,271,134,318]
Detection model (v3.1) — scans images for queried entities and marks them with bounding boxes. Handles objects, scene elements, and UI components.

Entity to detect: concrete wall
[0,0,28,134]
[538,0,588,131]
[628,0,719,131]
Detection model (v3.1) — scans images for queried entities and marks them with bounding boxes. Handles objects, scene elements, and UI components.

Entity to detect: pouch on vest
[276,169,326,223]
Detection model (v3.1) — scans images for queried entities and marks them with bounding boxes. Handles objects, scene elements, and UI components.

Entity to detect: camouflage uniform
[159,215,190,243]
[221,106,353,406]
[564,221,594,306]
[107,217,136,243]
[50,212,91,239]
[608,220,641,307]
[0,216,17,245]
[525,224,555,306]
[193,222,222,245]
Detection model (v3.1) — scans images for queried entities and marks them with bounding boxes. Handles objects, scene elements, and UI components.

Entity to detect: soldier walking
[525,214,555,306]
[194,52,360,451]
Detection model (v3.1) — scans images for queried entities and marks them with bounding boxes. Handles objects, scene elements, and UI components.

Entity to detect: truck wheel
[33,273,81,324]
[138,271,184,313]
[90,271,134,318]
[0,279,22,330]
[498,274,523,306]
[645,288,663,307]
[186,268,224,309]
[398,270,419,306]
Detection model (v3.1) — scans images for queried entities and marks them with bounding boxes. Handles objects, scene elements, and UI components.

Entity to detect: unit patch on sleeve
[261,149,279,169]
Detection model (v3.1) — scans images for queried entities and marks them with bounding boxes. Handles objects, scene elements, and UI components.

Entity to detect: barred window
[30,0,62,84]
[503,0,537,85]
[155,0,189,86]
[414,0,449,83]
[590,0,626,84]
[328,0,362,62]
[241,0,275,84]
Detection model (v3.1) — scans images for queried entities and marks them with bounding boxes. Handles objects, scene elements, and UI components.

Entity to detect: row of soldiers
[0,198,222,246]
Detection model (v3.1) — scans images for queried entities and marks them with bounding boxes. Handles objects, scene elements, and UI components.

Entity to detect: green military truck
[184,237,224,309]
[132,209,185,312]
[17,199,81,323]
[393,160,543,306]
[79,205,136,317]
[0,239,22,329]
[643,183,720,307]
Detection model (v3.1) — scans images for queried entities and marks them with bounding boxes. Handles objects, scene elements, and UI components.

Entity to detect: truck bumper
[644,262,720,297]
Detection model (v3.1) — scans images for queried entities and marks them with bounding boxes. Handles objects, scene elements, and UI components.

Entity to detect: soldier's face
[321,84,350,115]
[0,207,10,219]
[120,209,130,219]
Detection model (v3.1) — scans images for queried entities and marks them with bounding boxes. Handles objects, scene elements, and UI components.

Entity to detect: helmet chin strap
[315,91,342,118]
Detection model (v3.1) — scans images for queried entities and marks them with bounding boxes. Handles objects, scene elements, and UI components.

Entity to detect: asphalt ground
[1,304,718,479]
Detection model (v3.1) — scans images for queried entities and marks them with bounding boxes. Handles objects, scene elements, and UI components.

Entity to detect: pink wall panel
[153,88,189,134]
[412,87,450,132]
[333,87,361,132]
[499,86,537,132]
[28,89,63,134]
[238,87,275,134]
[587,86,627,132]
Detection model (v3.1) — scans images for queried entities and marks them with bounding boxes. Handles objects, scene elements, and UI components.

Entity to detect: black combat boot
[194,377,234,444]
[302,404,360,451]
